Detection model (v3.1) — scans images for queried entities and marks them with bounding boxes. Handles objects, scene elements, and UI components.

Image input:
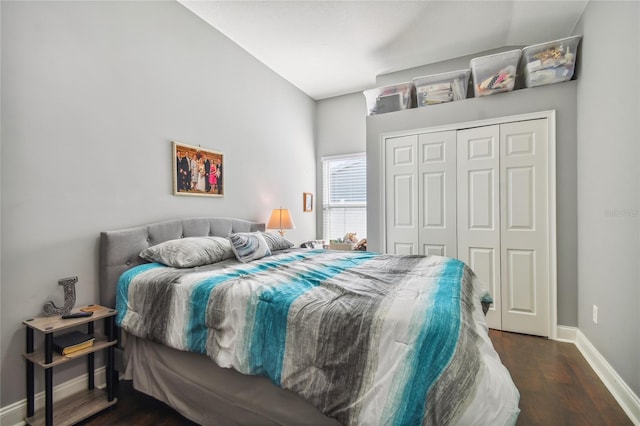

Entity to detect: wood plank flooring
[489,330,632,425]
[79,330,632,425]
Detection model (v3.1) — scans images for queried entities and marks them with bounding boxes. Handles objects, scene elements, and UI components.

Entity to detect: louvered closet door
[500,119,549,336]
[418,131,457,257]
[457,125,502,330]
[385,135,419,255]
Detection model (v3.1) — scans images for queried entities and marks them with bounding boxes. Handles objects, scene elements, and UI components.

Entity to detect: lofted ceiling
[178,0,588,100]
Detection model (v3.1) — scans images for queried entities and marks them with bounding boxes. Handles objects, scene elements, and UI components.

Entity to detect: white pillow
[261,232,294,251]
[228,232,272,263]
[139,236,234,268]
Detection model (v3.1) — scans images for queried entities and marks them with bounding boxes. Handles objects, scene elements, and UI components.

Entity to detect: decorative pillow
[228,231,271,263]
[261,232,294,252]
[139,236,234,268]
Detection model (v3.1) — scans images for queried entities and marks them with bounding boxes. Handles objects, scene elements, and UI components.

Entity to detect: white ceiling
[178,0,587,100]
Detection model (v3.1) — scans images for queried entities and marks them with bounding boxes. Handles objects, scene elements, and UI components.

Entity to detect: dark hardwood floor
[489,330,631,426]
[80,331,632,425]
[79,380,198,426]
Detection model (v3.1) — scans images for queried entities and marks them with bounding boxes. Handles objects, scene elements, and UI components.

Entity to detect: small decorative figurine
[42,276,77,316]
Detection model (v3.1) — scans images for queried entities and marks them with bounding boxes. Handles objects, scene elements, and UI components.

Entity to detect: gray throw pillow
[261,232,294,251]
[139,236,234,268]
[228,231,272,263]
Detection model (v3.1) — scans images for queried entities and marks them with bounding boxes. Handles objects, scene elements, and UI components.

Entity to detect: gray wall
[315,92,367,238]
[366,81,578,328]
[574,1,640,396]
[0,1,316,407]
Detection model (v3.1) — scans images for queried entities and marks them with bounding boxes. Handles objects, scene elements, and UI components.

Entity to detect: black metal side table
[23,305,117,426]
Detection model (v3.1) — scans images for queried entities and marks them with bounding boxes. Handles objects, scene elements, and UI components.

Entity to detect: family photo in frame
[173,141,224,197]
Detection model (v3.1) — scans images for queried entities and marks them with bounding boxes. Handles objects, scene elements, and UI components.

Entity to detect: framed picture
[303,192,313,212]
[173,141,224,197]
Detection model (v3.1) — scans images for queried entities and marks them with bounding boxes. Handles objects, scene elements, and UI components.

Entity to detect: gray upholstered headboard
[99,217,265,308]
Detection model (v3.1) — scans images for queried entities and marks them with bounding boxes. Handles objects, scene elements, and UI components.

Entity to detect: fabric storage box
[522,35,581,87]
[470,49,521,97]
[329,241,355,251]
[363,82,414,115]
[413,69,470,106]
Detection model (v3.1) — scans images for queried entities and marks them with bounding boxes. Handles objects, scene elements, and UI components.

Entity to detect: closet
[384,118,551,336]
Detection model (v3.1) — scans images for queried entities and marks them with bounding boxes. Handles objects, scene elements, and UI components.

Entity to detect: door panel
[506,249,536,313]
[424,244,445,256]
[506,167,535,230]
[394,243,415,256]
[500,119,549,336]
[393,174,415,227]
[457,125,501,330]
[418,131,456,257]
[468,247,497,308]
[423,172,444,228]
[468,137,494,160]
[385,135,419,254]
[468,169,495,229]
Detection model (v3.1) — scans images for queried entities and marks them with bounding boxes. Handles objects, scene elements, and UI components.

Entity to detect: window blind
[322,154,367,241]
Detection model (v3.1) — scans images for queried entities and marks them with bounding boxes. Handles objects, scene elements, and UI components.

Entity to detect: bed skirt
[123,334,340,426]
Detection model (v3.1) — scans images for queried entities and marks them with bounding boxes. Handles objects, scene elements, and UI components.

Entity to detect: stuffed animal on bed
[343,232,358,243]
[354,239,367,251]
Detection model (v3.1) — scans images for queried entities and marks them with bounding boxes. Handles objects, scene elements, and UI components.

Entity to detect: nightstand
[23,305,118,426]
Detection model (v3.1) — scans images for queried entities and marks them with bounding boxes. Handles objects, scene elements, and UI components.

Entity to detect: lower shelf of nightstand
[25,388,117,426]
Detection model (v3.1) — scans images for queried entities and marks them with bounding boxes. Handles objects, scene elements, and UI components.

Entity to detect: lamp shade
[267,208,295,235]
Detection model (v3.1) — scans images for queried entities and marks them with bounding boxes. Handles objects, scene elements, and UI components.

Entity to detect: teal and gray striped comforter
[117,249,520,425]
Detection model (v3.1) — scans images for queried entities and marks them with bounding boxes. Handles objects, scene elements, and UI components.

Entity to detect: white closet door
[457,125,502,330]
[418,131,457,257]
[385,135,419,255]
[500,119,549,336]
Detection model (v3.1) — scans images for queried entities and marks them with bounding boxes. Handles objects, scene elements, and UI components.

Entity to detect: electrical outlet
[593,305,598,324]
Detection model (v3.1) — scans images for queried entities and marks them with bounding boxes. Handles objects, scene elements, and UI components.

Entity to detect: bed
[99,217,520,425]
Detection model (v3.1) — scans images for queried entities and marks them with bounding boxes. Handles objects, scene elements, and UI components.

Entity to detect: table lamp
[267,208,295,236]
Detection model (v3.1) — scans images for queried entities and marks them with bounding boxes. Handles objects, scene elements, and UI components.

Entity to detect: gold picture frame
[173,141,224,197]
[303,192,313,212]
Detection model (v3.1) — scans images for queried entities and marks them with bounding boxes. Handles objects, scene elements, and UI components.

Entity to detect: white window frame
[321,153,367,242]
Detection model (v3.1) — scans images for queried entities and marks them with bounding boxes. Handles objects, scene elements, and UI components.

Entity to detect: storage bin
[522,35,581,87]
[470,49,521,97]
[329,241,355,251]
[363,82,414,115]
[413,69,470,107]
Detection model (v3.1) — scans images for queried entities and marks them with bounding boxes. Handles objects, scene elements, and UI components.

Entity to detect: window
[322,153,366,242]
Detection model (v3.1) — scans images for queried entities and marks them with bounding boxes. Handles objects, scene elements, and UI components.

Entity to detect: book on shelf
[53,331,95,356]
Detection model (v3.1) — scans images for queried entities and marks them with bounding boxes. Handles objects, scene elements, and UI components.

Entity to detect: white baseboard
[554,325,578,343]
[575,330,640,425]
[0,367,106,426]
